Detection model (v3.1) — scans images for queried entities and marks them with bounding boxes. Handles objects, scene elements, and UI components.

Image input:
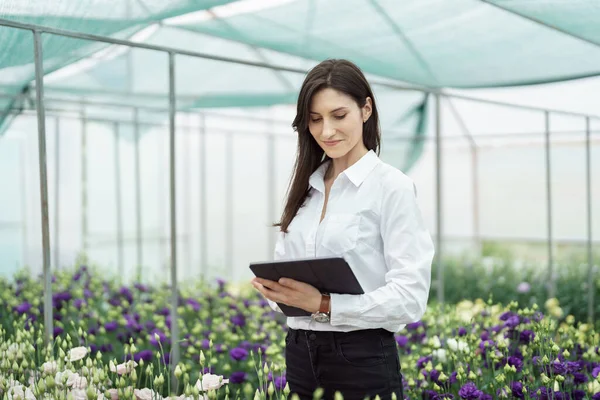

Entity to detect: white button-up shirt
[268,149,434,333]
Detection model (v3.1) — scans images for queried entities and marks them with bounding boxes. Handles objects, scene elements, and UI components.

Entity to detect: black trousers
[284,327,404,400]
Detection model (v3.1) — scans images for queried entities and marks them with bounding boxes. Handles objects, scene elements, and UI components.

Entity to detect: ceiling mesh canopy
[0,0,599,171]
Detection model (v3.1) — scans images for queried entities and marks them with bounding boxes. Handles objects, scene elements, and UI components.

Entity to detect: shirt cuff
[267,299,283,314]
[329,293,362,326]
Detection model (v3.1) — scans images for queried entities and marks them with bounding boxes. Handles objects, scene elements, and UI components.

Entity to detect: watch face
[313,313,330,323]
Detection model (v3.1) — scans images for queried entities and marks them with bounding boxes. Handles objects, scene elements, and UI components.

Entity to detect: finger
[278,278,298,289]
[255,283,282,303]
[256,278,286,293]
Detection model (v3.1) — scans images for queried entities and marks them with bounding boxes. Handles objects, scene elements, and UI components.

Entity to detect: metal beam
[114,122,124,273]
[33,30,53,345]
[586,117,594,324]
[168,51,180,386]
[134,108,143,279]
[53,117,60,269]
[545,111,555,299]
[434,94,443,304]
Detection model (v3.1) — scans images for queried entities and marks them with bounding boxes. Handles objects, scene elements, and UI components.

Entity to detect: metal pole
[472,144,480,254]
[199,113,207,280]
[184,116,191,278]
[54,117,60,269]
[114,122,124,274]
[225,132,233,277]
[81,109,88,255]
[33,30,53,345]
[168,51,180,384]
[586,117,594,324]
[545,111,555,299]
[19,142,28,272]
[134,108,143,280]
[435,94,443,304]
[267,131,276,259]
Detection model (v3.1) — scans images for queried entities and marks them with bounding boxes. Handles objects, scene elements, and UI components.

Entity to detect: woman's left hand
[251,277,322,313]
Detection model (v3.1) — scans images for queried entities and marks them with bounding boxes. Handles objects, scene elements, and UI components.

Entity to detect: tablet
[249,256,364,317]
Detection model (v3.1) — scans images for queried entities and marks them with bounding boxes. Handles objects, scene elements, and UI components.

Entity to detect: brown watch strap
[319,293,331,314]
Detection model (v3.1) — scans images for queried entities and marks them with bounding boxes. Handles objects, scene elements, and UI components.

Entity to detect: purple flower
[149,330,167,347]
[134,283,149,292]
[230,347,248,361]
[507,356,524,372]
[458,382,482,399]
[134,350,153,362]
[417,355,433,370]
[14,302,32,313]
[74,299,85,309]
[119,287,134,304]
[592,393,600,400]
[480,395,493,400]
[104,321,118,332]
[504,316,520,329]
[406,321,424,330]
[396,335,409,348]
[274,375,286,390]
[53,326,64,337]
[186,298,201,311]
[231,315,246,327]
[458,327,467,336]
[510,381,524,399]
[229,371,246,384]
[593,366,600,378]
[520,330,535,344]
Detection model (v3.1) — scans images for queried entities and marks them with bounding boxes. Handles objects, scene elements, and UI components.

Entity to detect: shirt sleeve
[329,177,434,330]
[266,231,285,314]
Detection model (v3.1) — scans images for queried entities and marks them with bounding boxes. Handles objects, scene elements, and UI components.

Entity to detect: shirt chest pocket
[321,214,361,255]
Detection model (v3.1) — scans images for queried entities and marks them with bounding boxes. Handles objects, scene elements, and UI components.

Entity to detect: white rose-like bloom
[110,360,138,375]
[430,336,442,349]
[66,373,88,389]
[55,370,74,387]
[447,338,470,353]
[106,388,119,400]
[432,348,447,363]
[7,384,36,400]
[134,388,162,400]
[41,361,57,374]
[69,389,88,400]
[67,347,88,362]
[195,374,229,392]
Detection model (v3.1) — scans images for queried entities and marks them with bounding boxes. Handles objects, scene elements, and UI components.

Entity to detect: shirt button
[309,333,317,340]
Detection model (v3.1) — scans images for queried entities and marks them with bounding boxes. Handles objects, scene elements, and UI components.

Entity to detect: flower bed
[2,265,600,399]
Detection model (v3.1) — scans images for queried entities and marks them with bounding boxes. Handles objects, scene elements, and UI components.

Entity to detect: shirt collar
[309,149,380,192]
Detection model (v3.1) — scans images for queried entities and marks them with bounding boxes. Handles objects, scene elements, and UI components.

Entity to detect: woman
[251,59,434,400]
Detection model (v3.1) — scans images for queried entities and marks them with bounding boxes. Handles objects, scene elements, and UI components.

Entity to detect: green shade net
[0,0,238,134]
[2,0,600,171]
[487,0,600,46]
[173,0,600,88]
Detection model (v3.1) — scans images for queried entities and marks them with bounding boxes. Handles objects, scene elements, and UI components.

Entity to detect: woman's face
[308,87,372,160]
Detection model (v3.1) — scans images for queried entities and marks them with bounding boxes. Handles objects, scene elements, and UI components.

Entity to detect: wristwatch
[311,293,331,323]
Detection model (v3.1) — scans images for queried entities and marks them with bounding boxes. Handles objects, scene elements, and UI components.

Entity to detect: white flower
[41,361,57,374]
[430,336,441,349]
[432,348,447,363]
[67,347,88,362]
[68,389,88,400]
[6,384,36,400]
[66,373,88,389]
[134,388,161,400]
[447,338,469,353]
[55,370,75,387]
[110,360,138,375]
[195,374,229,392]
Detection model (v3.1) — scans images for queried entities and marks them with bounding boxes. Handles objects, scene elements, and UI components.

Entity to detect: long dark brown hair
[274,59,381,233]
